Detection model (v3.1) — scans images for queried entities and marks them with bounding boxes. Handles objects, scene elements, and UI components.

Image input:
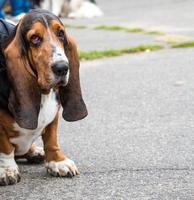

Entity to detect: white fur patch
[52,46,68,64]
[10,90,59,156]
[0,151,20,185]
[46,158,79,177]
[52,46,70,83]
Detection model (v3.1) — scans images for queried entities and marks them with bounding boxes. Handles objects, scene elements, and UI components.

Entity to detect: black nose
[52,61,69,76]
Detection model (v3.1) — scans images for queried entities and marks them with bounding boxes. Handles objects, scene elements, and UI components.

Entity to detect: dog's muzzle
[52,61,69,76]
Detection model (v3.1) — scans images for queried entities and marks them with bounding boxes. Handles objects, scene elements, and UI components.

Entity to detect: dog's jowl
[0,9,87,186]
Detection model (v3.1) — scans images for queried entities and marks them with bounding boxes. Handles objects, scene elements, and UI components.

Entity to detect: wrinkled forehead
[19,9,64,36]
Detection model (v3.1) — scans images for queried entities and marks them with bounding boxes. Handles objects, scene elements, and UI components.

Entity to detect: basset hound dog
[0,9,87,186]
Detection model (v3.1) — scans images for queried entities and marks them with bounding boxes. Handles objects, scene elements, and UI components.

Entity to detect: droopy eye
[30,34,42,46]
[57,29,65,41]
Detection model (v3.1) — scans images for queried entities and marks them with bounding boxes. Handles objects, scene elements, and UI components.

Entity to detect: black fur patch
[0,19,15,110]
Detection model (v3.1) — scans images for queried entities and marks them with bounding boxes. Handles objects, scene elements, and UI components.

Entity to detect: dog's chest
[10,90,59,155]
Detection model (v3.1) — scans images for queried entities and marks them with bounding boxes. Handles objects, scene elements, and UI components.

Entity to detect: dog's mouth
[39,74,69,94]
[51,74,69,90]
[55,74,69,86]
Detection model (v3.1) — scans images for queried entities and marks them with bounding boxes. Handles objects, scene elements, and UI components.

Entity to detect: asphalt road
[1,49,194,199]
[1,0,194,199]
[65,0,194,35]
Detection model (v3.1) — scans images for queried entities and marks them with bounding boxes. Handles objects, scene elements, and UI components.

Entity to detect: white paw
[32,146,44,155]
[0,166,20,186]
[26,146,45,164]
[46,158,79,177]
[0,152,20,186]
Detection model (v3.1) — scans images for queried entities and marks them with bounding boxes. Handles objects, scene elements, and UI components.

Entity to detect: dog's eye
[57,29,65,41]
[30,34,42,46]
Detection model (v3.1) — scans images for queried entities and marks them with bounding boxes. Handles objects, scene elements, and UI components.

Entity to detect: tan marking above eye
[26,22,47,41]
[48,20,67,47]
[50,20,65,33]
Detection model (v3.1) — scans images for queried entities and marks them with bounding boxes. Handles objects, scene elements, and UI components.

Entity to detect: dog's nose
[52,61,69,76]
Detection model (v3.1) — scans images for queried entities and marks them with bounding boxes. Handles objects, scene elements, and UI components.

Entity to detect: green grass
[94,25,164,35]
[145,31,164,35]
[63,24,164,35]
[64,24,87,29]
[171,41,194,48]
[94,25,144,33]
[127,28,145,33]
[79,45,163,60]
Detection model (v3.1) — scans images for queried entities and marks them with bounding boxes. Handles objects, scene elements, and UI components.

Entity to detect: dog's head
[4,9,88,129]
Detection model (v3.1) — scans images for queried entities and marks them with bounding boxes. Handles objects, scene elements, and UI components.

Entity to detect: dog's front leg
[0,126,20,186]
[42,113,79,177]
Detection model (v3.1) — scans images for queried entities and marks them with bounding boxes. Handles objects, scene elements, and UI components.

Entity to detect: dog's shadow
[16,158,44,165]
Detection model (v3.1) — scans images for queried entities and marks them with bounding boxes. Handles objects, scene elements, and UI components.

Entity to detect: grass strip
[79,45,163,60]
[63,24,164,35]
[171,41,194,48]
[94,25,164,35]
[95,25,144,33]
[64,24,87,29]
[146,31,164,35]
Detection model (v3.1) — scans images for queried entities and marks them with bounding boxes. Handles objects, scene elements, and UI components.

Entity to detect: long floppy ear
[4,25,41,129]
[59,37,88,121]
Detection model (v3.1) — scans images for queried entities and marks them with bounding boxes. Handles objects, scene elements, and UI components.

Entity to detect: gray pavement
[64,0,194,52]
[1,49,194,199]
[1,0,194,199]
[67,28,163,51]
[64,0,194,35]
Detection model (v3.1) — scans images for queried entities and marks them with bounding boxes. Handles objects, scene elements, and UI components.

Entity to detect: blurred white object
[41,0,64,16]
[41,0,103,18]
[68,0,103,18]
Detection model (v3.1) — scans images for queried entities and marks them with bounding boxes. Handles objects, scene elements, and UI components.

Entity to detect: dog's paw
[0,152,20,186]
[46,158,79,177]
[0,166,20,186]
[26,146,45,164]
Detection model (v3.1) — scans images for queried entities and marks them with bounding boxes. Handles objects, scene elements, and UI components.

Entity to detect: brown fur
[42,113,65,162]
[4,28,41,130]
